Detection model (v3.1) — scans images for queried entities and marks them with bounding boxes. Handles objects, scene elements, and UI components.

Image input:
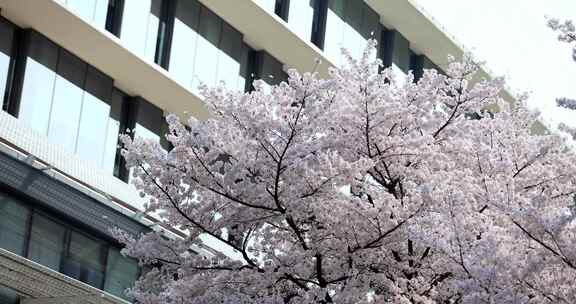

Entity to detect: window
[114,97,170,184]
[323,0,380,65]
[63,231,108,289]
[167,1,249,93]
[0,286,19,304]
[287,0,315,41]
[193,6,222,94]
[133,97,167,146]
[0,191,142,298]
[18,31,59,136]
[382,30,411,79]
[120,0,163,62]
[47,49,86,152]
[28,213,66,271]
[15,30,121,173]
[0,193,30,255]
[169,0,201,88]
[104,88,125,174]
[105,247,140,300]
[76,67,115,167]
[249,51,287,90]
[255,0,277,14]
[57,0,110,29]
[105,0,124,36]
[410,53,443,81]
[217,23,244,90]
[0,17,16,111]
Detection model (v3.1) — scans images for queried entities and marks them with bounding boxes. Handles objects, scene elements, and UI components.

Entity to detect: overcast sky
[413,0,576,128]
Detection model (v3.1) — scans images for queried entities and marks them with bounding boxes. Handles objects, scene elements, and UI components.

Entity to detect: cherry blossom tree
[117,42,576,303]
[549,18,576,112]
[548,18,576,141]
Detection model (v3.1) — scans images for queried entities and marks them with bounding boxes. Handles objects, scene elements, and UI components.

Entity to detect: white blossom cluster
[118,42,576,303]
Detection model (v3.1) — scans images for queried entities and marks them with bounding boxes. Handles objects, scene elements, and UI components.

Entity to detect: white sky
[413,0,576,128]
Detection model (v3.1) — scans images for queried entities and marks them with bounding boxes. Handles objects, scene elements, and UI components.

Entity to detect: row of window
[0,1,441,179]
[57,0,443,87]
[57,0,286,93]
[0,17,182,180]
[58,0,437,88]
[0,190,140,301]
[256,0,443,79]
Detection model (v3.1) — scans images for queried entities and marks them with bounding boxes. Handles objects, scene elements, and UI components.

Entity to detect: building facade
[0,0,512,303]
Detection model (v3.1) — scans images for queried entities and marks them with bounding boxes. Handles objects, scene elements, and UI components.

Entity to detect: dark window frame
[0,186,141,294]
[311,0,328,49]
[105,0,125,37]
[274,0,290,21]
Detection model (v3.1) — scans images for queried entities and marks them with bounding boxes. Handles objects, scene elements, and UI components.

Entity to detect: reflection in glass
[192,7,221,94]
[0,194,29,255]
[62,0,109,29]
[47,75,84,152]
[255,0,276,13]
[105,248,139,300]
[323,1,379,65]
[0,18,15,105]
[120,0,162,62]
[19,58,57,135]
[216,23,242,89]
[324,0,346,66]
[17,32,120,172]
[169,1,247,93]
[28,214,66,271]
[287,0,315,41]
[169,0,201,88]
[0,286,19,304]
[76,92,111,167]
[63,231,106,289]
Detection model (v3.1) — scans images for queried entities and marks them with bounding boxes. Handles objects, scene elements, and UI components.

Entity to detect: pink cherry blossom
[118,41,576,303]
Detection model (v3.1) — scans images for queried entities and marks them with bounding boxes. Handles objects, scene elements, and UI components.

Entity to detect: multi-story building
[0,0,514,303]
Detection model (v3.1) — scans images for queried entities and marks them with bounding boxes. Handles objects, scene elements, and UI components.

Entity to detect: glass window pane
[47,50,85,153]
[120,0,162,62]
[255,0,276,13]
[0,193,30,256]
[93,0,110,28]
[344,0,362,30]
[103,89,124,174]
[169,0,201,88]
[0,18,15,107]
[76,93,111,166]
[0,286,19,304]
[76,67,113,167]
[259,52,285,86]
[324,0,346,65]
[63,231,106,289]
[28,213,66,271]
[18,32,59,136]
[192,7,221,93]
[134,98,164,143]
[342,22,364,59]
[287,0,315,41]
[342,0,365,60]
[216,23,242,88]
[361,6,380,40]
[237,44,251,91]
[144,0,162,62]
[67,0,98,24]
[104,247,139,300]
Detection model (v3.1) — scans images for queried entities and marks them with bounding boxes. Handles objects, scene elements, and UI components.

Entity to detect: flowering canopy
[549,18,576,140]
[118,43,576,303]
